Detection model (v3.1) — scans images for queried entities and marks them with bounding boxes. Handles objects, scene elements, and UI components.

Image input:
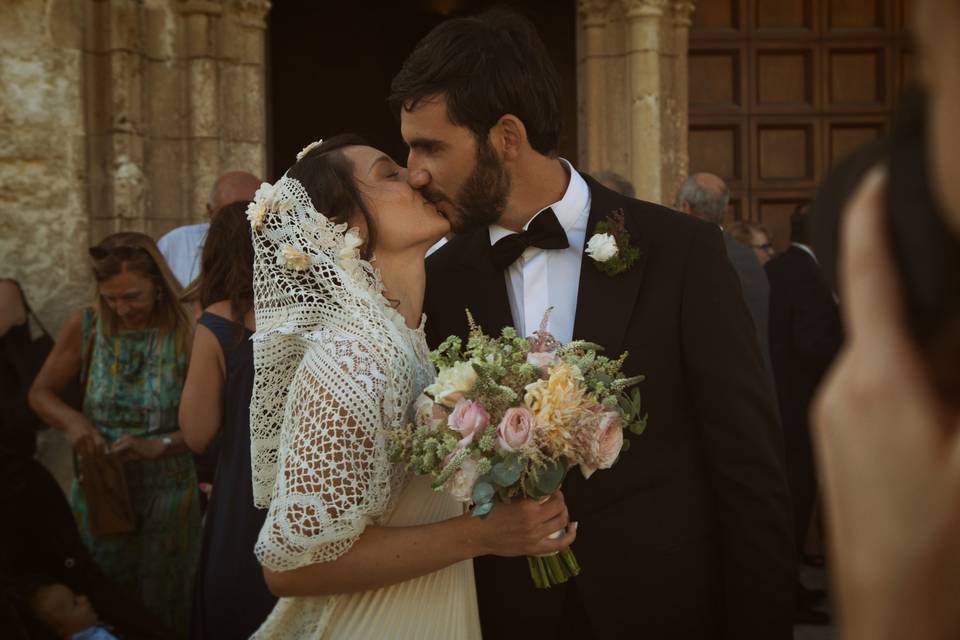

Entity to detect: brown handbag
[74,313,136,537]
[76,452,137,536]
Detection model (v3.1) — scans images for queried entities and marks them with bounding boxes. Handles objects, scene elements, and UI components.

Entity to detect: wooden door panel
[689,118,749,187]
[689,46,746,111]
[752,44,818,111]
[824,0,888,33]
[825,44,890,110]
[824,117,886,167]
[753,0,817,34]
[752,118,819,187]
[692,0,746,35]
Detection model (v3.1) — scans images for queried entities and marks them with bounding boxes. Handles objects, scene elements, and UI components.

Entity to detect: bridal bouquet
[388,311,647,588]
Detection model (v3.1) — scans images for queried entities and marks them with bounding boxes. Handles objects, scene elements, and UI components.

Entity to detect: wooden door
[688,0,913,250]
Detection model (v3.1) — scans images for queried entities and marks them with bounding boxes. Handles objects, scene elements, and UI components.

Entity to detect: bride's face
[343,145,450,254]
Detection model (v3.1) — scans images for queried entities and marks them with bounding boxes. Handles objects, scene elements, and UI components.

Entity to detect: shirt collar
[792,242,817,263]
[488,158,589,245]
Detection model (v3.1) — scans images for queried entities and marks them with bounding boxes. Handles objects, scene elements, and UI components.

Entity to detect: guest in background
[765,205,842,621]
[728,222,775,267]
[676,173,775,380]
[24,582,119,640]
[157,171,261,287]
[179,202,276,639]
[594,170,636,198]
[28,232,201,635]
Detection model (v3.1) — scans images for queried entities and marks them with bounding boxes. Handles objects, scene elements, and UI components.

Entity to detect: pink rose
[580,411,624,479]
[448,399,490,440]
[445,456,480,503]
[496,407,535,452]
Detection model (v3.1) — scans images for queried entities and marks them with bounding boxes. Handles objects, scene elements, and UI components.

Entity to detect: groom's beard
[424,138,510,235]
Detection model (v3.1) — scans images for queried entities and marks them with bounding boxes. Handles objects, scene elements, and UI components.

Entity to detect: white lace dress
[250,316,481,640]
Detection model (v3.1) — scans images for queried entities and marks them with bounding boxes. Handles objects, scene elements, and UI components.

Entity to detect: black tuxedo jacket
[765,246,842,435]
[424,176,795,639]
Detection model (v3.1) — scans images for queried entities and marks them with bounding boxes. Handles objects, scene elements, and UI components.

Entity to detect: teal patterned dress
[72,308,201,636]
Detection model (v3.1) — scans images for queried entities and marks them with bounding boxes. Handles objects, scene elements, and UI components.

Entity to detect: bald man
[157,171,261,286]
[676,172,776,385]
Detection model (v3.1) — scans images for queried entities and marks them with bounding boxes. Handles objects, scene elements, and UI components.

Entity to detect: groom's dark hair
[389,7,562,156]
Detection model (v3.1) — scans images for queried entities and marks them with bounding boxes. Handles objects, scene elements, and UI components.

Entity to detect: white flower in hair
[297,139,324,162]
[277,244,311,271]
[247,200,268,231]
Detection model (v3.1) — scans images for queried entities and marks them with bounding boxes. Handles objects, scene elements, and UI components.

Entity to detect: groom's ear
[491,114,527,162]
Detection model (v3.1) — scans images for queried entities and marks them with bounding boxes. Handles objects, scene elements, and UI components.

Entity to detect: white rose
[445,456,480,503]
[586,232,618,263]
[424,361,478,408]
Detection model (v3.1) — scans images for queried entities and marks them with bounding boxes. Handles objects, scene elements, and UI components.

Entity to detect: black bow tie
[490,208,569,270]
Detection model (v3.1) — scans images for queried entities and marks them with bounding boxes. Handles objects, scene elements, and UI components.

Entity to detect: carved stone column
[577,0,612,174]
[669,1,695,204]
[623,0,666,202]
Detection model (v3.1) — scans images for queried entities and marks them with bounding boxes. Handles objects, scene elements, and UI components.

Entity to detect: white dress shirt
[156,223,208,287]
[488,159,591,344]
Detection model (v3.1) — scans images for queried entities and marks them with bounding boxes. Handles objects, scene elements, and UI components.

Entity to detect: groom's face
[401,96,511,234]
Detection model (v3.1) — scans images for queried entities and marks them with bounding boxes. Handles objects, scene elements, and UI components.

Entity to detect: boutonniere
[585,208,640,276]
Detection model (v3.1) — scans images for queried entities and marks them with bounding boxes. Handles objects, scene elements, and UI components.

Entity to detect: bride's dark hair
[286,134,378,260]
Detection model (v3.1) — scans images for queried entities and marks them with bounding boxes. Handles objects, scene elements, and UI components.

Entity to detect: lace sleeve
[254,332,394,571]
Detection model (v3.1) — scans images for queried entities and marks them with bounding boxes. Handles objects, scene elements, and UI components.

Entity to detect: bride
[248,135,576,639]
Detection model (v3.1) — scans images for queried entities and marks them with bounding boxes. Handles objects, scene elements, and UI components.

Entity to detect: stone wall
[0,0,270,333]
[577,0,695,206]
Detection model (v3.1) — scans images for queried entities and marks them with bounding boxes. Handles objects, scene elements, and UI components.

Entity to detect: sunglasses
[88,245,151,261]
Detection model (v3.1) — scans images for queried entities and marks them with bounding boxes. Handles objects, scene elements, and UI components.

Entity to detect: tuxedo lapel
[451,229,514,336]
[572,176,648,356]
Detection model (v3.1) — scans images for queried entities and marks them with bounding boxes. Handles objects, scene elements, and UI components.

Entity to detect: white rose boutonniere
[585,233,618,263]
[588,209,640,276]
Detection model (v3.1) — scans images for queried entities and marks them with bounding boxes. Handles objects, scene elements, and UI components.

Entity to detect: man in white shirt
[393,9,794,640]
[157,171,261,286]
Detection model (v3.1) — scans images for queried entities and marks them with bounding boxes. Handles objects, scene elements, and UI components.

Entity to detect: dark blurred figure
[0,450,169,640]
[765,204,843,622]
[179,202,276,639]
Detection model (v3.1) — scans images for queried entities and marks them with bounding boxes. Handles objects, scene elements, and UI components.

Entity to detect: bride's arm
[264,492,574,597]
[256,338,575,598]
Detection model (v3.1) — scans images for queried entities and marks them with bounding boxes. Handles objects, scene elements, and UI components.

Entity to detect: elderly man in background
[157,171,261,287]
[675,173,774,380]
[594,170,636,198]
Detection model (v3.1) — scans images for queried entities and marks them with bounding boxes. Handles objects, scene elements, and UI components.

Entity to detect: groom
[391,9,795,639]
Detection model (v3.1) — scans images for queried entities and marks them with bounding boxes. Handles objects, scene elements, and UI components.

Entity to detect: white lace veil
[248,168,386,508]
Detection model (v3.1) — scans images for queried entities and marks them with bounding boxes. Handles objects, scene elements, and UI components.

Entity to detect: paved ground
[794,566,837,640]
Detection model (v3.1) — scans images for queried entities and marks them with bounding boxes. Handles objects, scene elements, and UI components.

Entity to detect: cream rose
[414,393,447,430]
[496,407,535,452]
[425,361,478,408]
[579,411,625,479]
[586,232,618,263]
[445,456,480,503]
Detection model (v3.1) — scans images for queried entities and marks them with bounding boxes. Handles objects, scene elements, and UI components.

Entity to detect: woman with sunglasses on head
[29,232,202,636]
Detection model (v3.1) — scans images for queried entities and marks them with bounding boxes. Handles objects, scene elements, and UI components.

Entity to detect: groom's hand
[473,491,578,557]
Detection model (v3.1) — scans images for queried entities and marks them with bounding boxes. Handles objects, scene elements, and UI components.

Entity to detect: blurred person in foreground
[179,201,276,639]
[28,232,201,635]
[812,1,960,638]
[157,171,261,287]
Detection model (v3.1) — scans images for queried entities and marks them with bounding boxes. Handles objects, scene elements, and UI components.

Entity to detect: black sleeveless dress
[190,312,276,639]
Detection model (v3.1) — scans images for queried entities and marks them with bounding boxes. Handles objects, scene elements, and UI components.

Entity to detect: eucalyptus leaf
[490,457,523,487]
[472,481,495,505]
[526,459,565,498]
[472,501,494,518]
